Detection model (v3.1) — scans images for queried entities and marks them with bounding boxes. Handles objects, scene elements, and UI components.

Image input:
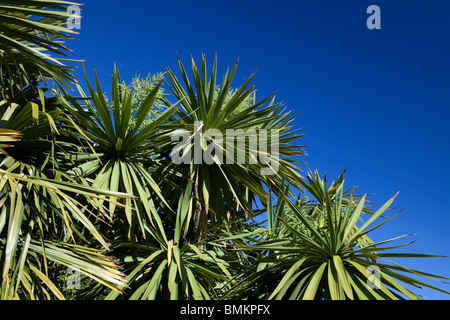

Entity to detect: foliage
[0,1,448,301]
[158,54,305,243]
[224,172,450,300]
[115,72,167,128]
[0,1,130,300]
[0,0,79,95]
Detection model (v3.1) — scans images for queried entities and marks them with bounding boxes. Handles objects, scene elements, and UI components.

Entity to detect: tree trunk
[191,165,206,248]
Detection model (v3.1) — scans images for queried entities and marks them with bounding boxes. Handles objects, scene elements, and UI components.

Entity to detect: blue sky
[69,0,450,299]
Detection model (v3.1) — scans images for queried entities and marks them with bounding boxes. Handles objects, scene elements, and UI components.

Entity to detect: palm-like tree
[158,54,305,244]
[226,171,450,300]
[55,64,251,298]
[103,182,237,300]
[0,0,79,93]
[0,88,132,299]
[0,1,132,299]
[56,65,176,237]
[0,1,448,301]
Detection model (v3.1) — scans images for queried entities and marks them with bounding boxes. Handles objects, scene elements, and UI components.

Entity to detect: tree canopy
[0,1,448,300]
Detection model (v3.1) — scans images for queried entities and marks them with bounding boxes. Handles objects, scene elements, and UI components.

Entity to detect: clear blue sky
[69,0,450,299]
